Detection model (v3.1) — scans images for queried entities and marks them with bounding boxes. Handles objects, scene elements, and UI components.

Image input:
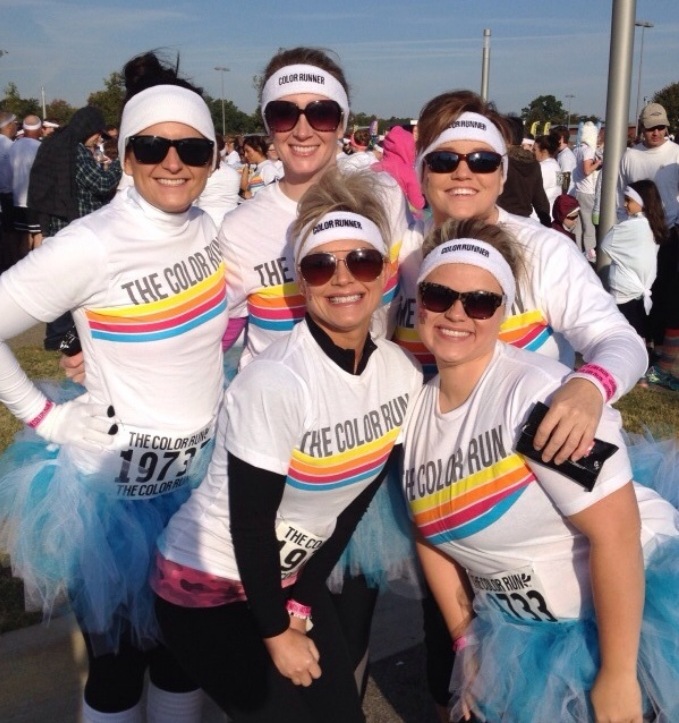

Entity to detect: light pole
[214,66,230,135]
[565,94,575,126]
[634,20,653,127]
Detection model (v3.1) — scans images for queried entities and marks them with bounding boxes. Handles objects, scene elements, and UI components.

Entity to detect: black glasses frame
[418,281,505,319]
[298,248,386,286]
[423,150,504,174]
[264,100,343,133]
[127,135,214,166]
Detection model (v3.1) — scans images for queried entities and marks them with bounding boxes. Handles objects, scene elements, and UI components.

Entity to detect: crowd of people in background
[0,46,678,723]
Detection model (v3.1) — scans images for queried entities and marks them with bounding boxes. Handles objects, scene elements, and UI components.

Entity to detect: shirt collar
[305,313,377,375]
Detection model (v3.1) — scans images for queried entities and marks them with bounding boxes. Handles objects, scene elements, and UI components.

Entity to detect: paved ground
[0,324,440,722]
[0,592,439,722]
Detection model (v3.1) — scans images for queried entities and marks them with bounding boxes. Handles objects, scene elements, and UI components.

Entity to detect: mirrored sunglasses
[127,135,214,166]
[418,281,505,319]
[299,248,385,286]
[423,150,504,174]
[265,100,343,133]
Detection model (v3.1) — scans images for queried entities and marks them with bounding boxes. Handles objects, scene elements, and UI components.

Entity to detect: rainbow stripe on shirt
[409,453,535,544]
[247,282,306,332]
[499,309,553,351]
[382,241,401,306]
[287,427,400,492]
[86,265,226,343]
[392,327,437,379]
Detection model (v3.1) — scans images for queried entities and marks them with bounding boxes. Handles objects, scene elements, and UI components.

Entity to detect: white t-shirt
[160,320,423,580]
[539,157,562,211]
[1,188,227,491]
[195,164,240,227]
[0,134,12,194]
[402,342,678,620]
[219,175,407,368]
[599,213,658,307]
[617,139,679,226]
[393,208,647,396]
[9,136,40,207]
[572,143,598,195]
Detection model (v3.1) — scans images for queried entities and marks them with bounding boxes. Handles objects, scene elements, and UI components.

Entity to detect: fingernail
[107,406,115,417]
[108,424,118,435]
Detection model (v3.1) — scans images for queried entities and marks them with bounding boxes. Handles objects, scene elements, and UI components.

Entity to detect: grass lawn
[0,346,678,634]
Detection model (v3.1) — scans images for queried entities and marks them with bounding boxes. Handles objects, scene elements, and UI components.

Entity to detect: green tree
[44,99,76,125]
[206,96,261,136]
[1,82,40,119]
[521,95,566,127]
[86,71,125,127]
[652,82,679,133]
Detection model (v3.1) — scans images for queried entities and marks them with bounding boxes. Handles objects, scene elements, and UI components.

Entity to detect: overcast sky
[1,0,677,122]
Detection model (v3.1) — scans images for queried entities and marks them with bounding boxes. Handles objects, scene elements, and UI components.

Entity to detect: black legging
[155,588,365,723]
[82,629,197,713]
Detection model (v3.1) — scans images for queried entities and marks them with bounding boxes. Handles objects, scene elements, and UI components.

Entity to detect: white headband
[417,238,515,314]
[0,114,16,129]
[416,112,508,181]
[261,64,350,133]
[294,211,386,265]
[23,119,42,131]
[624,186,644,209]
[119,84,217,171]
[42,120,60,129]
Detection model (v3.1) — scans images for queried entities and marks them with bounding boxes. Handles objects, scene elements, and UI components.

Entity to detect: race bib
[276,521,327,580]
[467,564,558,623]
[112,422,215,499]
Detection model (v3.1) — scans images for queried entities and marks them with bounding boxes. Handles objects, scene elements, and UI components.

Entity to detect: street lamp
[565,94,575,126]
[214,66,230,135]
[634,20,654,127]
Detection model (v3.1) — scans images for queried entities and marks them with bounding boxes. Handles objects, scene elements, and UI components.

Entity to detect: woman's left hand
[531,377,603,464]
[590,668,643,723]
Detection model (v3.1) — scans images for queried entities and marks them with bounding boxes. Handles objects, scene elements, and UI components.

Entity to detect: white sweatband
[42,120,60,129]
[23,119,42,131]
[294,211,386,264]
[119,84,217,170]
[416,112,508,181]
[261,64,349,133]
[624,186,644,209]
[417,238,515,312]
[0,114,16,129]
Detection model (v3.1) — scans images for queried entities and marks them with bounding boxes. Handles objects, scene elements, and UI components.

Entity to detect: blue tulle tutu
[450,535,679,723]
[327,463,422,596]
[626,430,679,508]
[223,343,242,386]
[0,387,213,654]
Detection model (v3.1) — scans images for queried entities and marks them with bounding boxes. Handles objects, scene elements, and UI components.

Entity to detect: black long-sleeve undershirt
[228,446,400,639]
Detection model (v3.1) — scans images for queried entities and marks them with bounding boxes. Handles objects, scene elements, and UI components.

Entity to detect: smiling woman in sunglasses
[153,168,422,722]
[216,46,413,699]
[403,218,679,723]
[391,90,649,720]
[0,56,226,722]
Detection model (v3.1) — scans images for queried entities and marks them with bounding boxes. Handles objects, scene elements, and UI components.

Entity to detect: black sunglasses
[423,150,504,174]
[127,135,214,166]
[418,281,505,319]
[299,249,385,286]
[265,100,343,133]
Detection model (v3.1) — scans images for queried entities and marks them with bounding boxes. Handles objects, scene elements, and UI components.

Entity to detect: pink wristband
[572,363,617,402]
[286,599,312,619]
[27,400,54,429]
[452,633,476,652]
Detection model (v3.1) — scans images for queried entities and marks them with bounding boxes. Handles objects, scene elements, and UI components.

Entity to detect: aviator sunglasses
[418,281,505,319]
[127,135,214,166]
[423,150,504,174]
[264,100,343,133]
[299,248,385,286]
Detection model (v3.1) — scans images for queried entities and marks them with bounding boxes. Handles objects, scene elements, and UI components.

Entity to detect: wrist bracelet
[570,363,617,402]
[286,599,312,619]
[27,400,54,429]
[452,633,477,652]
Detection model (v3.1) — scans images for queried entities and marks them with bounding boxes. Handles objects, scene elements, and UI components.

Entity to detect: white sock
[81,698,143,723]
[146,682,204,723]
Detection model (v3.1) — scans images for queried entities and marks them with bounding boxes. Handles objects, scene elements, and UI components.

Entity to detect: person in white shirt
[533,133,562,212]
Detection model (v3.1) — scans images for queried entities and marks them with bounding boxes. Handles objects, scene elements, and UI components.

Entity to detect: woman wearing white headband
[404,217,679,723]
[392,89,648,719]
[154,168,422,722]
[216,46,412,696]
[0,53,225,722]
